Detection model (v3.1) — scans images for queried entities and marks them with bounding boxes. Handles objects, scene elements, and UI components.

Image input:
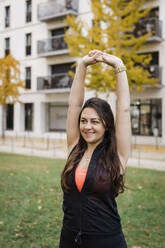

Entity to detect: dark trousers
[59,227,127,248]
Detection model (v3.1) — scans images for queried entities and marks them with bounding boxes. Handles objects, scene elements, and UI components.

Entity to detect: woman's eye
[80,119,86,123]
[93,121,99,124]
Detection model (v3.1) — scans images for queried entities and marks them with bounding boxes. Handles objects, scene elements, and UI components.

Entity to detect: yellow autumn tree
[0,54,25,139]
[65,0,158,93]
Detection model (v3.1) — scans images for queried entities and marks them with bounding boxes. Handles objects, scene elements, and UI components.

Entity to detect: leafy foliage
[0,54,25,138]
[0,54,24,105]
[65,0,158,92]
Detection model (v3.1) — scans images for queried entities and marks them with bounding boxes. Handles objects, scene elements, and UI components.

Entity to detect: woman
[59,50,131,247]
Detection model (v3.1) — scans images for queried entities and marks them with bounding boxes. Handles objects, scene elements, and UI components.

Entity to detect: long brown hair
[61,97,125,194]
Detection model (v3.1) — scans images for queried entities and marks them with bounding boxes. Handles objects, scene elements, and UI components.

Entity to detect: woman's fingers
[83,50,123,67]
[83,50,103,65]
[102,53,123,67]
[88,50,103,57]
[93,51,103,60]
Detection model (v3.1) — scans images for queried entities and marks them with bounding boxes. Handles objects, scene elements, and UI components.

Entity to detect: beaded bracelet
[114,65,126,74]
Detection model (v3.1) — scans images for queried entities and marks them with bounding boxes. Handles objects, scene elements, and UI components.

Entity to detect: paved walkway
[0,139,165,171]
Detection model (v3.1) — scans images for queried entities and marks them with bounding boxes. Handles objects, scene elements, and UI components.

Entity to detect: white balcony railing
[38,0,78,22]
[37,73,72,91]
[145,65,162,84]
[37,35,68,57]
[133,17,163,42]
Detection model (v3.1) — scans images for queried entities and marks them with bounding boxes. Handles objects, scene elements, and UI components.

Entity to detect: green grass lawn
[0,152,165,248]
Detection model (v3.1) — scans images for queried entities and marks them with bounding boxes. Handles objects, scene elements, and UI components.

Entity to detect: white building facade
[0,0,165,145]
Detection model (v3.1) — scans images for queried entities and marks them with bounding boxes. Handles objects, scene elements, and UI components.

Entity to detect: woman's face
[80,107,105,145]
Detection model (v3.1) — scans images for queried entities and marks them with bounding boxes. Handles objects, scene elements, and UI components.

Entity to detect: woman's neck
[86,140,103,154]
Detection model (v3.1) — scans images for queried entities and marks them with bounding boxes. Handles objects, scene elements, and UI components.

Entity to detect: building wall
[0,0,165,144]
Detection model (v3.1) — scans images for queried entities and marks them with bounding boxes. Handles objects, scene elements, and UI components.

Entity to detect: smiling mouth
[84,132,95,135]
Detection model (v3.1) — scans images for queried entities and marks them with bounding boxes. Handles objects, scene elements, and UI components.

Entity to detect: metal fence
[0,133,67,158]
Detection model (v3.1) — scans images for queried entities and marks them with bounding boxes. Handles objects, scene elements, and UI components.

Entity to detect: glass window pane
[25,103,33,131]
[26,0,32,22]
[5,6,10,27]
[131,99,162,136]
[48,104,67,131]
[5,38,10,49]
[140,104,151,135]
[26,33,31,45]
[25,67,31,89]
[6,104,14,130]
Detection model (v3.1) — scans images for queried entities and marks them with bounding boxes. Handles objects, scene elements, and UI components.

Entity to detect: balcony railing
[37,73,72,91]
[133,17,163,42]
[37,35,68,57]
[38,0,78,22]
[144,65,162,86]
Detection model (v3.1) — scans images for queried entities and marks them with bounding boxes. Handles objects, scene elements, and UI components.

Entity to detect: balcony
[37,35,68,57]
[38,0,78,22]
[143,65,162,87]
[133,18,163,42]
[37,73,72,92]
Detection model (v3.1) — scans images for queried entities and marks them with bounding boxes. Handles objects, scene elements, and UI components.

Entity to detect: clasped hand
[82,50,124,69]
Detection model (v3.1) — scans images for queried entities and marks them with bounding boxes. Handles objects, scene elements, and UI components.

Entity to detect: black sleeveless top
[62,141,122,236]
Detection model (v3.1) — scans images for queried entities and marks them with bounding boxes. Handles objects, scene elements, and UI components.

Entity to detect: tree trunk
[2,104,6,142]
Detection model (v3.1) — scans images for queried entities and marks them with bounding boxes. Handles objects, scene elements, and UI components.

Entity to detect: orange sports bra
[75,165,87,192]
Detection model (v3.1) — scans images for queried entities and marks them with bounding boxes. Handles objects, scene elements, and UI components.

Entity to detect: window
[65,0,72,10]
[5,37,10,56]
[137,51,161,82]
[148,7,159,19]
[25,33,32,55]
[51,62,75,74]
[51,27,66,37]
[25,103,33,131]
[133,7,160,39]
[131,99,162,136]
[25,67,31,89]
[48,104,67,131]
[50,63,74,88]
[5,6,10,28]
[26,0,32,23]
[6,104,14,130]
[50,27,68,51]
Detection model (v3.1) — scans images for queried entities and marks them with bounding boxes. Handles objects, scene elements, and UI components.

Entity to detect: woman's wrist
[114,65,126,74]
[113,60,126,74]
[113,60,124,69]
[77,59,88,69]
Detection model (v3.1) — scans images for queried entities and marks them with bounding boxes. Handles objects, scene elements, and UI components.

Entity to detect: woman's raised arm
[115,64,131,173]
[66,61,86,152]
[66,51,103,152]
[99,53,131,173]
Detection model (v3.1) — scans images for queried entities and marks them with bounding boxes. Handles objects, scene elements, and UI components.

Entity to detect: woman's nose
[85,122,92,129]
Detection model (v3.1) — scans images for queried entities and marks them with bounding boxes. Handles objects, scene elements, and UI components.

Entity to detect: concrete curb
[0,145,165,171]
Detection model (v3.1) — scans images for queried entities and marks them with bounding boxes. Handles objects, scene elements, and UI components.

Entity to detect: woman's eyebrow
[80,117,100,121]
[91,118,100,121]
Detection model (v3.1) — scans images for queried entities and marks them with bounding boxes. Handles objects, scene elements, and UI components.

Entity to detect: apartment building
[0,0,165,145]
